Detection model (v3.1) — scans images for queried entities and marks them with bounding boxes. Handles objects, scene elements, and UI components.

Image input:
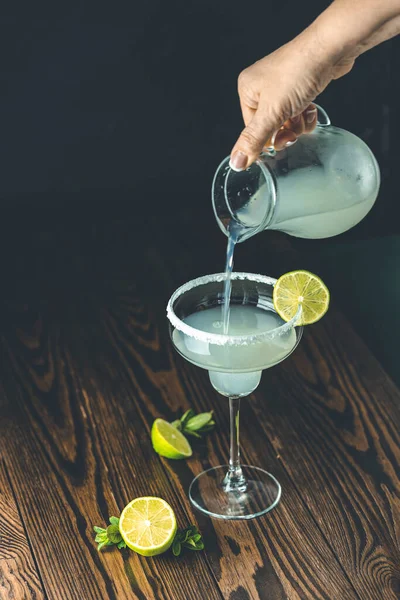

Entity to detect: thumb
[229,109,276,171]
[230,108,296,171]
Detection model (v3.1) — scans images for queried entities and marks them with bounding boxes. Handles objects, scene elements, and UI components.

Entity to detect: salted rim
[166,272,302,346]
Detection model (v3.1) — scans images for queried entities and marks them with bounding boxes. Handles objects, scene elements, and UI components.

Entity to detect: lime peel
[151,418,192,459]
[273,270,330,326]
[119,497,177,556]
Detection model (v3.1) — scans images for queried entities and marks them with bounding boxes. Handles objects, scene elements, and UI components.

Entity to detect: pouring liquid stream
[174,219,298,397]
[222,225,238,334]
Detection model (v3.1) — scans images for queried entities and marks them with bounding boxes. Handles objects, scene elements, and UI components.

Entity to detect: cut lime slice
[273,270,330,325]
[119,497,177,556]
[151,418,192,459]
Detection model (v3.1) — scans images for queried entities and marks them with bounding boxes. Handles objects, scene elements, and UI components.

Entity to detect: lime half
[151,418,192,459]
[119,497,177,556]
[273,270,330,325]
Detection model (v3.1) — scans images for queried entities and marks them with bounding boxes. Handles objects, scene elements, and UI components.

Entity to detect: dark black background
[0,3,399,238]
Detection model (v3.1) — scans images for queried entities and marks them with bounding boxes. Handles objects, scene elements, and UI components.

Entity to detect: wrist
[308,0,400,62]
[290,21,351,76]
[305,14,360,65]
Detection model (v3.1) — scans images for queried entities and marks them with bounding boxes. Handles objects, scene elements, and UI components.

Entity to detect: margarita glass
[167,272,302,519]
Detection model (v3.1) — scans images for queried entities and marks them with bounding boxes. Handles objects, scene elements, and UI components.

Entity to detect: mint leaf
[172,526,204,557]
[95,515,204,557]
[172,540,181,556]
[170,409,215,439]
[180,530,190,543]
[93,526,106,534]
[184,430,202,439]
[94,517,124,551]
[107,524,122,544]
[180,409,195,427]
[98,541,108,551]
[184,413,213,431]
[199,421,216,433]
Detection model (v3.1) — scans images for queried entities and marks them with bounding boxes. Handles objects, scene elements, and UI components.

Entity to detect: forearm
[231,0,400,166]
[310,0,400,59]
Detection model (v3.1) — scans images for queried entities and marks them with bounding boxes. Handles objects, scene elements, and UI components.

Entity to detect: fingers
[283,114,305,136]
[230,103,318,171]
[302,104,318,132]
[262,128,297,152]
[282,104,317,136]
[273,129,297,151]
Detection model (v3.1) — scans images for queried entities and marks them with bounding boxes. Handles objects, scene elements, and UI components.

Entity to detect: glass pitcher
[212,105,380,242]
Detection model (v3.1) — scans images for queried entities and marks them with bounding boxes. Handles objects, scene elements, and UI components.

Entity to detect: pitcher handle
[264,103,331,156]
[315,104,331,127]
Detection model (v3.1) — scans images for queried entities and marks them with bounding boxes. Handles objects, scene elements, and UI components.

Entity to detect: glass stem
[223,396,247,492]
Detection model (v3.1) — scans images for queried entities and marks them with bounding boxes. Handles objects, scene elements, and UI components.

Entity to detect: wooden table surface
[0,213,399,600]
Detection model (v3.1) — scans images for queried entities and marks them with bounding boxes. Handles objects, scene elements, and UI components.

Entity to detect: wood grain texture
[143,221,400,599]
[0,461,46,600]
[90,277,358,600]
[240,230,400,599]
[0,312,221,600]
[0,218,399,599]
[249,310,400,600]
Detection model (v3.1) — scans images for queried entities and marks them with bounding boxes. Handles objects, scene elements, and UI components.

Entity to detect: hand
[230,28,355,171]
[230,0,400,171]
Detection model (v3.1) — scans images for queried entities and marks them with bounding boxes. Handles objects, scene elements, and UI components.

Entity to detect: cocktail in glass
[167,272,302,519]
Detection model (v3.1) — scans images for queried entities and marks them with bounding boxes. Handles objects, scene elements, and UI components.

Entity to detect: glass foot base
[189,465,281,520]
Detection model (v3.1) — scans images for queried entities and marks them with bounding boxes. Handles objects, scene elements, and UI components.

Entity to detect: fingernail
[289,114,304,135]
[285,138,297,147]
[274,129,297,151]
[305,108,317,124]
[270,130,278,146]
[229,151,248,172]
